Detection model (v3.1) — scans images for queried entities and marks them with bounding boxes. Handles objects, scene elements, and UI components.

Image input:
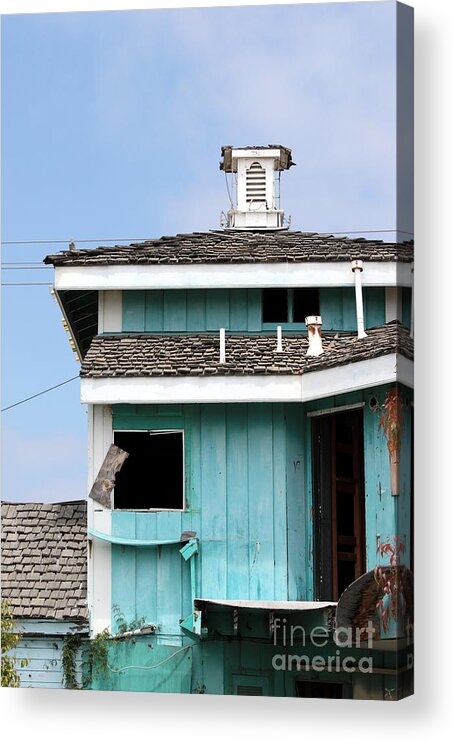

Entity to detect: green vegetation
[1,599,29,688]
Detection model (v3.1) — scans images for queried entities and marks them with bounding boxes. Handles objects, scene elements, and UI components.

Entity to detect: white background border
[1,0,453,740]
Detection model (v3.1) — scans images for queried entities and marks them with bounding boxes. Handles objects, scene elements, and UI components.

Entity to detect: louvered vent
[246,161,267,204]
[237,685,263,696]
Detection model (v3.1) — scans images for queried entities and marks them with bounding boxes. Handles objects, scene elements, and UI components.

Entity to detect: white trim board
[98,290,122,333]
[81,354,413,405]
[87,404,113,636]
[55,261,413,291]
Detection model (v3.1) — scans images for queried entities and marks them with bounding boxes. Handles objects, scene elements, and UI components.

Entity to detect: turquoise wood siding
[101,387,413,694]
[111,403,306,631]
[89,639,192,693]
[402,287,412,328]
[111,391,412,632]
[320,287,385,331]
[305,385,413,573]
[122,287,386,333]
[123,289,262,332]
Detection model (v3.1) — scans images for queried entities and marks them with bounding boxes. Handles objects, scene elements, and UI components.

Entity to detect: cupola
[220,145,294,230]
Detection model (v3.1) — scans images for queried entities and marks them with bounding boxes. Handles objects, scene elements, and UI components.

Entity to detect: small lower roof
[80,322,413,379]
[1,501,88,622]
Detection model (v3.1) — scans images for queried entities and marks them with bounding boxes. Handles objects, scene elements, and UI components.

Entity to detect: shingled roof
[1,501,88,622]
[80,322,413,379]
[44,231,414,267]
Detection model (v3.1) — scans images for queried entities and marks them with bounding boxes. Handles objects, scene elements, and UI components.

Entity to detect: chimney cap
[305,315,322,326]
[220,145,295,172]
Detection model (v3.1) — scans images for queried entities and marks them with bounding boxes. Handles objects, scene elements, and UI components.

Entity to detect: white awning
[194,598,337,611]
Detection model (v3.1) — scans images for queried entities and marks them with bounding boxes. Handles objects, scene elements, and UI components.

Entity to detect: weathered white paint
[54,261,413,291]
[18,619,86,636]
[87,404,113,635]
[98,290,122,333]
[305,315,323,356]
[385,286,403,322]
[14,635,85,689]
[231,148,283,162]
[228,153,285,229]
[12,620,87,689]
[80,354,413,406]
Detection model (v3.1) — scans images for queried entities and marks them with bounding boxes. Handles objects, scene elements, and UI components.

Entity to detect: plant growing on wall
[375,388,404,496]
[374,536,406,632]
[82,607,145,688]
[1,599,29,687]
[62,632,83,689]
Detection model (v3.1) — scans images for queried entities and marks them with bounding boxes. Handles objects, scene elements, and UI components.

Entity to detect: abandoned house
[42,145,413,699]
[1,501,88,688]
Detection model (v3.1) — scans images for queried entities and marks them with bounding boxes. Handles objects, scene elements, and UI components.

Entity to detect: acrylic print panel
[1,1,413,701]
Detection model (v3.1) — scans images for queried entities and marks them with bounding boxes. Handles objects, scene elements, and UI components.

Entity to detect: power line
[1,375,79,413]
[0,227,414,246]
[1,237,151,246]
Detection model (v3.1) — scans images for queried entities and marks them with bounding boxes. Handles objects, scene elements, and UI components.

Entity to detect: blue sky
[1,2,403,502]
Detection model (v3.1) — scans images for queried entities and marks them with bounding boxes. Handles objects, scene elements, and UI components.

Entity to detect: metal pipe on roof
[276,325,283,353]
[351,260,368,339]
[305,315,324,356]
[219,328,226,364]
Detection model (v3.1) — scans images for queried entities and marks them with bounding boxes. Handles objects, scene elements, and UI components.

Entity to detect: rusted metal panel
[88,444,129,508]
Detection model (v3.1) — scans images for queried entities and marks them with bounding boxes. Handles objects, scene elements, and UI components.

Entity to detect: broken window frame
[262,287,320,327]
[112,428,186,512]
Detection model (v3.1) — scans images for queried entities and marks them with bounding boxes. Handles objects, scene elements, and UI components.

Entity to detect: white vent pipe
[351,260,367,339]
[305,315,323,356]
[219,328,226,364]
[276,325,283,353]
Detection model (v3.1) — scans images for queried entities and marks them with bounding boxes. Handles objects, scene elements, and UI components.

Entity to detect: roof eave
[80,353,413,406]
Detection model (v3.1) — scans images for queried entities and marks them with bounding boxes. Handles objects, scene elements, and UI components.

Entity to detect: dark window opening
[295,681,343,699]
[262,288,320,324]
[262,288,288,323]
[312,409,365,601]
[113,431,184,510]
[292,288,320,323]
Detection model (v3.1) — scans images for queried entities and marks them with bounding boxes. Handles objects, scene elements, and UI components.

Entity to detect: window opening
[113,430,184,510]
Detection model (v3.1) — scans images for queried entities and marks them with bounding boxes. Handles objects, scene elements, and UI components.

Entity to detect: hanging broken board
[88,444,129,508]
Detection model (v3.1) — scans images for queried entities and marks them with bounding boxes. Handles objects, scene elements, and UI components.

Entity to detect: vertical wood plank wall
[111,403,307,632]
[121,288,390,333]
[110,389,412,636]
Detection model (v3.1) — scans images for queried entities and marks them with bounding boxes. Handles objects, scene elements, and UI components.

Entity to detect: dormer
[220,145,294,230]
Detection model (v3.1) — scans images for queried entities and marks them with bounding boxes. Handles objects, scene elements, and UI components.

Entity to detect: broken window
[262,288,320,324]
[113,431,184,510]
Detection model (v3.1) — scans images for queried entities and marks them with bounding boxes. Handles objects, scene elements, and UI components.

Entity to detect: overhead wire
[0,227,414,246]
[1,375,79,412]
